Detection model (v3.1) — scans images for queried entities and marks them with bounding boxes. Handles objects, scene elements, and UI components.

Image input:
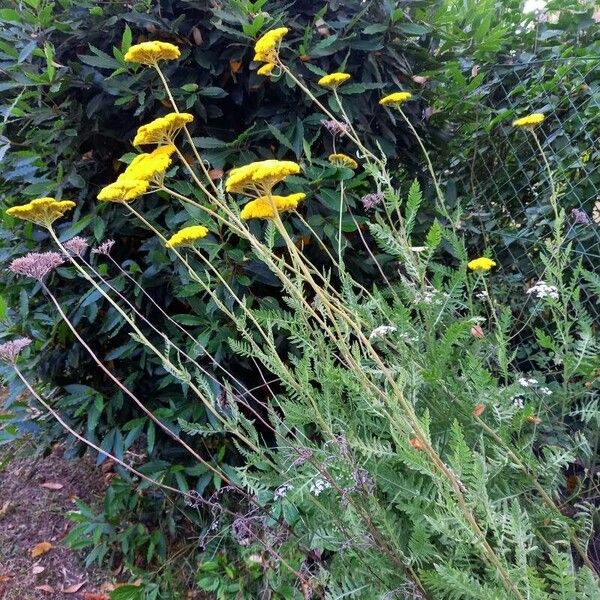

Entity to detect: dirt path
[0,443,110,600]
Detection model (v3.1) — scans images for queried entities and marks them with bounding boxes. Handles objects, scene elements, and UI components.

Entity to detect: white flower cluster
[539,387,553,396]
[309,478,331,496]
[419,289,450,305]
[273,483,293,500]
[369,325,397,340]
[513,396,525,409]
[476,290,488,300]
[526,281,559,300]
[518,377,538,387]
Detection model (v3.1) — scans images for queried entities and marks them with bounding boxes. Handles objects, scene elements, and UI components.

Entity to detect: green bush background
[1,0,598,582]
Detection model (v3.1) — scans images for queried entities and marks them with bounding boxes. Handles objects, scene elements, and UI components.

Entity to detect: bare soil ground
[0,443,110,600]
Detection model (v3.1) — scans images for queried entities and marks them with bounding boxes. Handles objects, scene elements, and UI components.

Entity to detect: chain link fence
[456,55,600,339]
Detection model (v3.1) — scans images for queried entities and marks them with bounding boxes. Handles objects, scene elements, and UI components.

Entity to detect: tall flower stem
[39,281,229,484]
[14,365,191,499]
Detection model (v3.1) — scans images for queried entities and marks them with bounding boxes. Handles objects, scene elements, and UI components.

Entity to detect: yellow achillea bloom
[120,145,176,182]
[318,72,351,89]
[253,27,289,63]
[379,91,412,107]
[165,225,209,248]
[97,179,149,203]
[133,113,194,146]
[257,63,275,76]
[512,113,545,128]
[467,257,496,272]
[225,160,301,194]
[240,193,305,220]
[124,41,180,65]
[328,153,358,169]
[6,197,76,226]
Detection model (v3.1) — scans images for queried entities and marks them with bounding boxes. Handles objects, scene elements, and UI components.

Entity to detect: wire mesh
[458,56,600,337]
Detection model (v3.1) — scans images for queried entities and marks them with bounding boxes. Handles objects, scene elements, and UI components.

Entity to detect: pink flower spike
[8,252,64,281]
[0,337,32,363]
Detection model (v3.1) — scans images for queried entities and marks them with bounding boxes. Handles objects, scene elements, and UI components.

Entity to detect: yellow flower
[97,179,149,203]
[165,225,209,248]
[318,72,351,89]
[6,197,76,226]
[124,41,180,65]
[379,91,412,107]
[119,145,176,182]
[512,113,545,128]
[253,27,289,63]
[257,63,275,76]
[225,160,301,194]
[328,153,358,169]
[240,193,305,220]
[467,257,496,272]
[133,113,194,146]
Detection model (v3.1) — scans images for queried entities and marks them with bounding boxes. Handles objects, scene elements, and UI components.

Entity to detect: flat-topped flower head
[240,193,305,220]
[92,240,116,255]
[124,41,180,65]
[467,257,496,272]
[6,197,76,227]
[0,337,32,364]
[9,252,64,281]
[165,225,209,249]
[97,179,149,203]
[379,92,412,107]
[133,113,193,146]
[318,72,351,90]
[120,145,176,183]
[64,236,89,257]
[257,63,276,76]
[225,160,301,194]
[253,27,289,64]
[512,113,545,128]
[328,153,358,170]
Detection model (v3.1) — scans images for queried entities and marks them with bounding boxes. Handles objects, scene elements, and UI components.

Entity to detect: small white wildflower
[527,378,537,385]
[518,378,531,387]
[273,483,293,500]
[476,290,488,300]
[512,396,525,409]
[526,281,559,300]
[539,387,553,396]
[369,325,397,341]
[309,478,331,496]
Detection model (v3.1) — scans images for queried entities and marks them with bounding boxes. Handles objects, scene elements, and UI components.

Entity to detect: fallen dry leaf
[35,585,55,594]
[0,500,12,518]
[64,582,86,594]
[41,482,64,490]
[31,542,53,558]
[32,565,46,575]
[0,575,11,583]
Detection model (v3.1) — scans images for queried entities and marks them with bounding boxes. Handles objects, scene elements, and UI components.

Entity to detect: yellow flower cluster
[328,153,358,169]
[133,113,194,146]
[512,113,545,128]
[240,194,305,220]
[6,197,76,226]
[318,72,351,89]
[257,63,275,77]
[225,160,301,194]
[97,179,150,203]
[121,145,176,182]
[124,41,180,65]
[379,92,412,107]
[467,257,496,272]
[165,225,209,248]
[254,27,289,65]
